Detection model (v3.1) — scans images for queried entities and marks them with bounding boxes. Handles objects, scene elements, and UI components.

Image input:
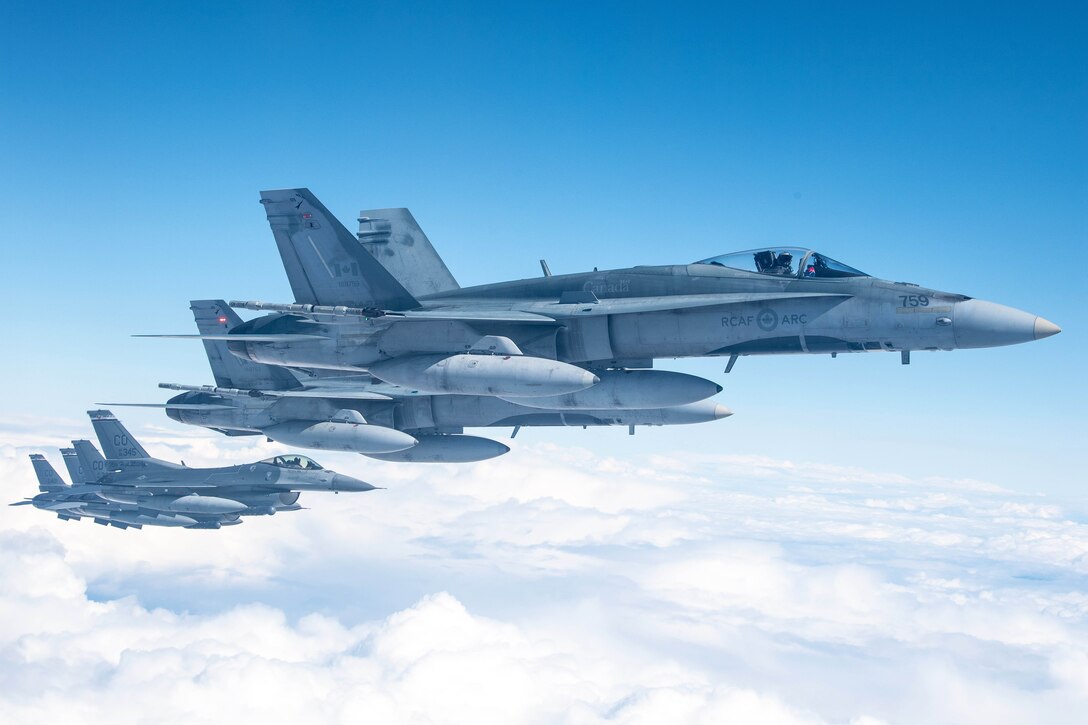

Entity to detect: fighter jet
[139,188,1058,459]
[11,410,376,530]
[215,189,1060,370]
[124,300,729,462]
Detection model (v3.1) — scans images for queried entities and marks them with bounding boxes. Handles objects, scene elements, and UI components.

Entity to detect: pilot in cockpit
[767,251,794,276]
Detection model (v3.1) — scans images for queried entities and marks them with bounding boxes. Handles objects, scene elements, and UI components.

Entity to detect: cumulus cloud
[2,421,1086,723]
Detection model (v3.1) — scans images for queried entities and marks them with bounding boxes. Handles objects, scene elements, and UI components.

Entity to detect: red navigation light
[217,316,228,324]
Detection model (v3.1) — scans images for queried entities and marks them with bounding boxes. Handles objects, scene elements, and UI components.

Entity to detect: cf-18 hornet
[139,189,1059,461]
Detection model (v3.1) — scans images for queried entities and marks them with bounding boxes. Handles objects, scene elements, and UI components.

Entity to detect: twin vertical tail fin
[87,410,149,460]
[259,188,420,310]
[29,454,68,492]
[357,208,459,297]
[190,300,301,390]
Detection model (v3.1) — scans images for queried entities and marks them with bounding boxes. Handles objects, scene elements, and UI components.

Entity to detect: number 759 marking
[899,295,929,308]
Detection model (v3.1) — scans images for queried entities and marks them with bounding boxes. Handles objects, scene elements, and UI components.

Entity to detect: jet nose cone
[953,299,1043,349]
[583,372,601,387]
[714,404,733,419]
[331,474,377,492]
[1034,317,1061,340]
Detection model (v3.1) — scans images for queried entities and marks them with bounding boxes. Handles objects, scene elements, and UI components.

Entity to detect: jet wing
[154,383,393,402]
[98,402,239,411]
[289,309,560,325]
[528,292,853,318]
[133,334,330,341]
[397,309,559,324]
[260,389,393,401]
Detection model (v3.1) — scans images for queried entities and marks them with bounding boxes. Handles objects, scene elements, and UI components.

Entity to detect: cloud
[2,423,1087,723]
[0,531,830,725]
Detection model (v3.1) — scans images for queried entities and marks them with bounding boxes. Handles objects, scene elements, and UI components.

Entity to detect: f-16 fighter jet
[11,410,375,530]
[140,188,1058,459]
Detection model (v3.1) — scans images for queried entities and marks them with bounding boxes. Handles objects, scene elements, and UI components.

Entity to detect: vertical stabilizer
[190,300,301,390]
[61,447,96,484]
[29,454,68,491]
[87,410,149,460]
[357,208,459,297]
[72,440,109,478]
[259,188,419,310]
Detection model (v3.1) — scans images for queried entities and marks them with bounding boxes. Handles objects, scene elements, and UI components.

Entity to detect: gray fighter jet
[220,189,1060,372]
[12,411,375,530]
[127,300,729,462]
[139,188,1058,460]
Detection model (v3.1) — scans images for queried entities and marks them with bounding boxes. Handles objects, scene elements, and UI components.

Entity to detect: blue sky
[3,1,1082,491]
[1,3,1087,722]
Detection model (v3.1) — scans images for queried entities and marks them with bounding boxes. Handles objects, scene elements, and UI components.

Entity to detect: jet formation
[16,410,374,530]
[126,188,1058,464]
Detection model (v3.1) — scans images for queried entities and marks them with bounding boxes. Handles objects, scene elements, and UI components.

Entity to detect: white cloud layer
[1,427,1086,724]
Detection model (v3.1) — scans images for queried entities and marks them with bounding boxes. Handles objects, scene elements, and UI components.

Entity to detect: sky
[0,2,1085,723]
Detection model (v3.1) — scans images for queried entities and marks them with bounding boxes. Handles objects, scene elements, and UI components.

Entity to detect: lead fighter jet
[140,189,1060,461]
[13,410,375,530]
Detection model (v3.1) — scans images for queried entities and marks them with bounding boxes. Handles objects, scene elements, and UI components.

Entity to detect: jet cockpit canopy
[260,455,324,470]
[695,248,868,279]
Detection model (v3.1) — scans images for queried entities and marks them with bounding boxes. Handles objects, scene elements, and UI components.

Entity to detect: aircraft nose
[953,299,1054,349]
[1034,317,1062,340]
[330,473,377,492]
[713,404,733,419]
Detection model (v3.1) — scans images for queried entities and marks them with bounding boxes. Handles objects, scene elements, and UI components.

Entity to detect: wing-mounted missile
[502,369,722,410]
[263,409,418,454]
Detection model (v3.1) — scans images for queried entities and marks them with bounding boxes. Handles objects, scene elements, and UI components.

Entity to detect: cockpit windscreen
[695,248,868,279]
[260,455,324,470]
